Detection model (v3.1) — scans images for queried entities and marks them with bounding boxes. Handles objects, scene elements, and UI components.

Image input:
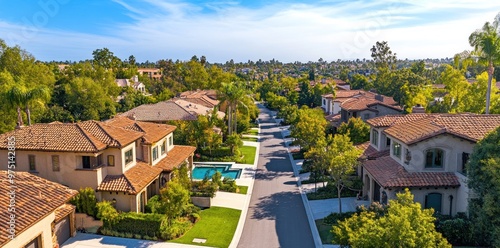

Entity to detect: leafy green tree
[218,82,248,135]
[371,41,397,71]
[290,106,327,151]
[324,134,361,213]
[161,180,190,223]
[463,72,500,113]
[265,92,288,110]
[337,117,370,145]
[469,13,500,114]
[439,65,470,113]
[96,201,120,228]
[277,105,299,125]
[333,189,451,247]
[467,126,500,247]
[350,73,371,90]
[225,134,243,155]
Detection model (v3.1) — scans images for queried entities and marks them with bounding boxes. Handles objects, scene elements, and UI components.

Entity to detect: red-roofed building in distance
[358,113,500,215]
[0,116,196,213]
[321,90,403,127]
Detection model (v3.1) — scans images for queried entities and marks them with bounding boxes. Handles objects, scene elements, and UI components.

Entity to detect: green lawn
[316,219,334,244]
[239,146,256,164]
[171,207,241,248]
[242,129,259,135]
[241,137,258,142]
[237,185,248,194]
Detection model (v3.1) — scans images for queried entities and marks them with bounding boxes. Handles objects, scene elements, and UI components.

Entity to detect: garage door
[54,216,71,246]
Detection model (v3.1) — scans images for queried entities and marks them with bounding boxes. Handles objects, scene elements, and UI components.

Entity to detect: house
[0,116,196,213]
[115,75,146,93]
[177,89,220,108]
[359,113,500,215]
[0,171,77,248]
[138,68,162,81]
[321,90,402,127]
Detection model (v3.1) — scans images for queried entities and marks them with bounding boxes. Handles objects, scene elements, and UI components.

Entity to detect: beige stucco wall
[101,191,135,212]
[3,212,54,248]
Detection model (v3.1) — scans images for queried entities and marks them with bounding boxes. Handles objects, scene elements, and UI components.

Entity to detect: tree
[5,84,50,127]
[439,65,469,113]
[225,134,243,155]
[370,41,397,71]
[337,117,370,145]
[350,73,371,90]
[467,126,500,247]
[218,82,248,135]
[469,13,500,114]
[463,72,500,113]
[161,180,190,223]
[290,107,327,151]
[333,189,451,247]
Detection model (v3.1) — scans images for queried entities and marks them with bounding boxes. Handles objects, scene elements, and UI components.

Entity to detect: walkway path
[237,104,315,248]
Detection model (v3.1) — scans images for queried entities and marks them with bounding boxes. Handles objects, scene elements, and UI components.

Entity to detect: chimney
[133,75,139,83]
[412,104,426,113]
[128,113,136,120]
[375,94,384,102]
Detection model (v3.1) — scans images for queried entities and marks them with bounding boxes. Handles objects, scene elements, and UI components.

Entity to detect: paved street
[238,104,315,248]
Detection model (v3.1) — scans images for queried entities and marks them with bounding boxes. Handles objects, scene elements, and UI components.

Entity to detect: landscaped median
[170,207,241,248]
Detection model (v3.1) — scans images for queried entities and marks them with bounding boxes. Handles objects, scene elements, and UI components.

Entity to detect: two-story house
[115,75,146,93]
[0,116,196,213]
[359,113,500,215]
[321,90,403,127]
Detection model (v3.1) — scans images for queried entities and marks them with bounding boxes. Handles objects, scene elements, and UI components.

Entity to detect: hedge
[109,212,166,238]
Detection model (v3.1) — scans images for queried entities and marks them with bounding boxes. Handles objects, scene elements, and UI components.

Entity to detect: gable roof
[356,141,390,160]
[178,90,219,108]
[171,99,225,119]
[0,171,77,246]
[321,90,402,112]
[104,116,176,144]
[78,120,143,147]
[367,114,431,128]
[155,145,196,172]
[382,114,500,145]
[121,101,198,121]
[363,156,460,188]
[97,161,163,194]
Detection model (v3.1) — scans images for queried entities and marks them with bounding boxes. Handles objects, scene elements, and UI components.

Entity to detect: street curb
[279,127,323,248]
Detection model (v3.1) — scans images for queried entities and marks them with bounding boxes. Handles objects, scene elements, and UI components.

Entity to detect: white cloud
[1,0,500,62]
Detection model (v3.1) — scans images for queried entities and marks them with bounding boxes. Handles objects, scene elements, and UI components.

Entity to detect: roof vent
[412,104,426,113]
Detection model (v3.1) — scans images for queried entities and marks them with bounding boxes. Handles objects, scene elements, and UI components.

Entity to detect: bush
[219,178,238,193]
[306,183,358,200]
[96,201,119,228]
[70,187,98,217]
[145,195,165,214]
[160,218,192,240]
[110,212,166,238]
[200,146,233,157]
[191,179,218,197]
[323,212,356,225]
[435,213,473,246]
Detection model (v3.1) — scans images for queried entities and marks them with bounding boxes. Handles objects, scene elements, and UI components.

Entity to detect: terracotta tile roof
[0,171,77,246]
[363,156,460,188]
[78,120,143,147]
[54,203,76,222]
[367,114,431,127]
[155,145,196,172]
[0,123,108,152]
[121,101,198,121]
[105,116,176,144]
[383,114,500,144]
[322,90,401,112]
[356,141,390,160]
[97,161,162,194]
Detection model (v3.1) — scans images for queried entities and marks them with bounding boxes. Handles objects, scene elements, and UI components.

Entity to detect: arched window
[425,193,442,213]
[425,149,444,168]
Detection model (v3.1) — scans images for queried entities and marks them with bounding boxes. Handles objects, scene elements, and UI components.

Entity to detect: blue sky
[0,0,499,63]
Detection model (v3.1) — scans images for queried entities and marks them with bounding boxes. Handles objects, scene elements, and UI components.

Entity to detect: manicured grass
[242,129,259,135]
[237,185,248,195]
[316,219,334,244]
[241,137,258,142]
[239,146,256,164]
[171,207,241,248]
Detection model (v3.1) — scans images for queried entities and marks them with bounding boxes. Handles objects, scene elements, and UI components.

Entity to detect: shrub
[435,213,473,246]
[306,183,357,200]
[219,178,238,192]
[111,212,166,238]
[212,171,222,187]
[70,187,98,217]
[145,195,165,214]
[200,146,233,157]
[323,212,356,225]
[96,201,120,228]
[160,218,192,240]
[191,179,218,197]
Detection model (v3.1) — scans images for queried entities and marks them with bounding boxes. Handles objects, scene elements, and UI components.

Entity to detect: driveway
[237,104,315,248]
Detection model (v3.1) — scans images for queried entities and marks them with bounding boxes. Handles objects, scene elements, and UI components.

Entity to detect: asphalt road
[237,104,315,248]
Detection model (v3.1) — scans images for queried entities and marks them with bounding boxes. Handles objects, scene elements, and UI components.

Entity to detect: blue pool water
[192,164,241,180]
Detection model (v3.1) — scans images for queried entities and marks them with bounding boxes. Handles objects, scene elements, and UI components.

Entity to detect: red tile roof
[155,145,196,172]
[97,161,163,194]
[356,141,390,160]
[322,90,402,112]
[363,156,460,188]
[78,120,143,147]
[367,114,430,128]
[382,114,500,144]
[105,116,176,144]
[0,171,77,246]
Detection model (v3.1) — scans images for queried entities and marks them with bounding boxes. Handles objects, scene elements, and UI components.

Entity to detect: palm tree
[469,13,500,114]
[218,82,248,135]
[5,85,50,127]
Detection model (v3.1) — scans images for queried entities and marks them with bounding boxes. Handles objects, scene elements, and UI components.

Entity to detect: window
[392,142,401,158]
[425,193,442,213]
[52,155,60,171]
[386,137,391,147]
[323,99,326,105]
[153,146,159,161]
[371,130,379,146]
[28,155,36,171]
[107,155,115,166]
[461,152,470,174]
[160,140,166,155]
[82,156,91,169]
[169,136,173,146]
[425,149,444,168]
[125,149,133,164]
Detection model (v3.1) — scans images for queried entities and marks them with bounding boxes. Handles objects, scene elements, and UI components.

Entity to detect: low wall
[191,196,212,208]
[75,213,103,230]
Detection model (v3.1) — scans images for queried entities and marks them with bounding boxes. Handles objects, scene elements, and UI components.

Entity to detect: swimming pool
[192,163,242,180]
